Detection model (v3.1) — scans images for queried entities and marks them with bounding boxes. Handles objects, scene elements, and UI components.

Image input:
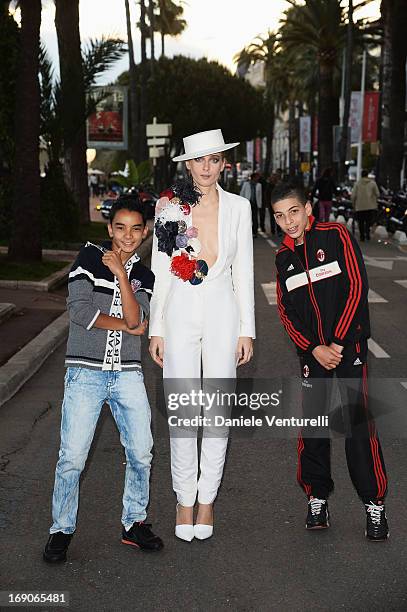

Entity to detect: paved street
[0,232,406,611]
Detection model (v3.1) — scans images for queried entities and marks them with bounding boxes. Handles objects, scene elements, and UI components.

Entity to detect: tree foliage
[0,4,19,239]
[39,37,126,165]
[118,55,265,154]
[113,159,153,188]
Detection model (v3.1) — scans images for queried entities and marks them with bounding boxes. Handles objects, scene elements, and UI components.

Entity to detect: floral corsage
[154,178,209,284]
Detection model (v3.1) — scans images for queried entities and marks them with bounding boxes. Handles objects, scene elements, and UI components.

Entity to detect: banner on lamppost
[299,116,311,153]
[246,140,254,164]
[349,91,362,143]
[255,137,262,166]
[362,91,380,142]
[312,116,318,152]
[87,86,128,150]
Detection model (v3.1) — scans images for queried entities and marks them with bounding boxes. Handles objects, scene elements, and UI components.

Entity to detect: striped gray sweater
[65,241,154,371]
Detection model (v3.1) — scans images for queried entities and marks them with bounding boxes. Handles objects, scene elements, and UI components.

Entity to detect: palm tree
[0,0,19,212]
[156,0,186,57]
[148,0,155,69]
[8,0,42,262]
[40,37,127,165]
[234,32,281,175]
[280,0,378,175]
[280,0,346,173]
[338,0,354,181]
[125,0,140,162]
[55,0,89,224]
[380,0,407,190]
[139,0,149,160]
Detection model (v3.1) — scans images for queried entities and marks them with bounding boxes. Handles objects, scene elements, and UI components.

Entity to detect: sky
[36,0,381,84]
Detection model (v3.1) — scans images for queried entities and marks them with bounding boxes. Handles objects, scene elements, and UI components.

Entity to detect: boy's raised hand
[102,248,125,278]
[312,345,343,370]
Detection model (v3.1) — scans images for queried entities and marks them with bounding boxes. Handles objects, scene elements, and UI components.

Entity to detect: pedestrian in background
[351,170,379,242]
[240,172,262,237]
[312,167,336,222]
[259,173,278,235]
[268,172,282,235]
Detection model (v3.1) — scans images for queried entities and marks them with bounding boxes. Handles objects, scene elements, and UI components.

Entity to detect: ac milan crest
[303,364,310,378]
[316,249,325,262]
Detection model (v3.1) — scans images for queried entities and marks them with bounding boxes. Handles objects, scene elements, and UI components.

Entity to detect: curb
[0,263,72,292]
[0,246,77,259]
[0,234,153,292]
[0,234,153,408]
[0,311,69,407]
[0,303,17,325]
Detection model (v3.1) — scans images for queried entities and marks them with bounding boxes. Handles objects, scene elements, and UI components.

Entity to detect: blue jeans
[50,368,153,534]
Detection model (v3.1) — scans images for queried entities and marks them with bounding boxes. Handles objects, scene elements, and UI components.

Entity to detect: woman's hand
[236,337,253,366]
[149,336,164,368]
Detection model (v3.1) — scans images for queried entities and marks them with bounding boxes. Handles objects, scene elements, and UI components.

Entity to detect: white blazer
[149,184,256,339]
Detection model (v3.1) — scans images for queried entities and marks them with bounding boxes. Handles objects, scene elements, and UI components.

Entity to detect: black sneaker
[122,522,164,551]
[365,502,389,541]
[306,497,329,529]
[43,531,73,563]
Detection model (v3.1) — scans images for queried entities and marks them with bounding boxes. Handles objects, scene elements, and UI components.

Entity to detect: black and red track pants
[297,339,387,503]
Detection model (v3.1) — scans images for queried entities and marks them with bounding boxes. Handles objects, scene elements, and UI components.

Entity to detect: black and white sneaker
[365,502,389,541]
[122,522,164,551]
[306,497,329,529]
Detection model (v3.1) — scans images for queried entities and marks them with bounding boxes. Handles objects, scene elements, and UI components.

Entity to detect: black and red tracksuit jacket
[275,216,370,354]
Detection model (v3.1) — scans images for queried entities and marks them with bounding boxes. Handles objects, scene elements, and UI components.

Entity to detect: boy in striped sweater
[43,196,163,563]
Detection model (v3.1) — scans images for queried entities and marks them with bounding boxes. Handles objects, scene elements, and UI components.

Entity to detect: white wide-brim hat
[172,129,239,162]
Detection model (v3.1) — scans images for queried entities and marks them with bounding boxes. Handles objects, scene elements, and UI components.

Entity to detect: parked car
[97,198,117,220]
[96,187,158,220]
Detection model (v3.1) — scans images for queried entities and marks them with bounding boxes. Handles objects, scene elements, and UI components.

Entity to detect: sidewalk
[0,234,153,407]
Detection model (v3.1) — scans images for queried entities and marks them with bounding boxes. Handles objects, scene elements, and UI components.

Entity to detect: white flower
[158,203,183,223]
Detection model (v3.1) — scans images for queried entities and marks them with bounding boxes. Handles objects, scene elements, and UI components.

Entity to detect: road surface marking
[401,382,407,390]
[368,338,390,358]
[368,289,388,303]
[259,231,278,248]
[395,280,407,289]
[261,282,277,305]
[364,256,394,271]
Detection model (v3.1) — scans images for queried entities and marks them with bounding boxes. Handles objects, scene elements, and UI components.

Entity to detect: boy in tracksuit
[271,181,389,541]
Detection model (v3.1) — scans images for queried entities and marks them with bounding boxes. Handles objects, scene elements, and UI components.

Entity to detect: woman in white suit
[149,129,255,541]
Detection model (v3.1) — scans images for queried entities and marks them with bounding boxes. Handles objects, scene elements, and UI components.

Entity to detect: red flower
[160,188,175,199]
[170,252,197,281]
[180,204,191,215]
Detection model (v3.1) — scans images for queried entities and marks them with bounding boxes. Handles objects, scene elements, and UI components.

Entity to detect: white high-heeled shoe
[194,504,214,539]
[175,504,194,542]
[193,523,213,540]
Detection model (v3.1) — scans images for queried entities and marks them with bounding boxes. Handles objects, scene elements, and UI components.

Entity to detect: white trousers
[163,272,240,506]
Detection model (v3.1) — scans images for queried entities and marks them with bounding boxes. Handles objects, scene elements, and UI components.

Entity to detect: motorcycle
[331,186,354,223]
[387,191,407,234]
